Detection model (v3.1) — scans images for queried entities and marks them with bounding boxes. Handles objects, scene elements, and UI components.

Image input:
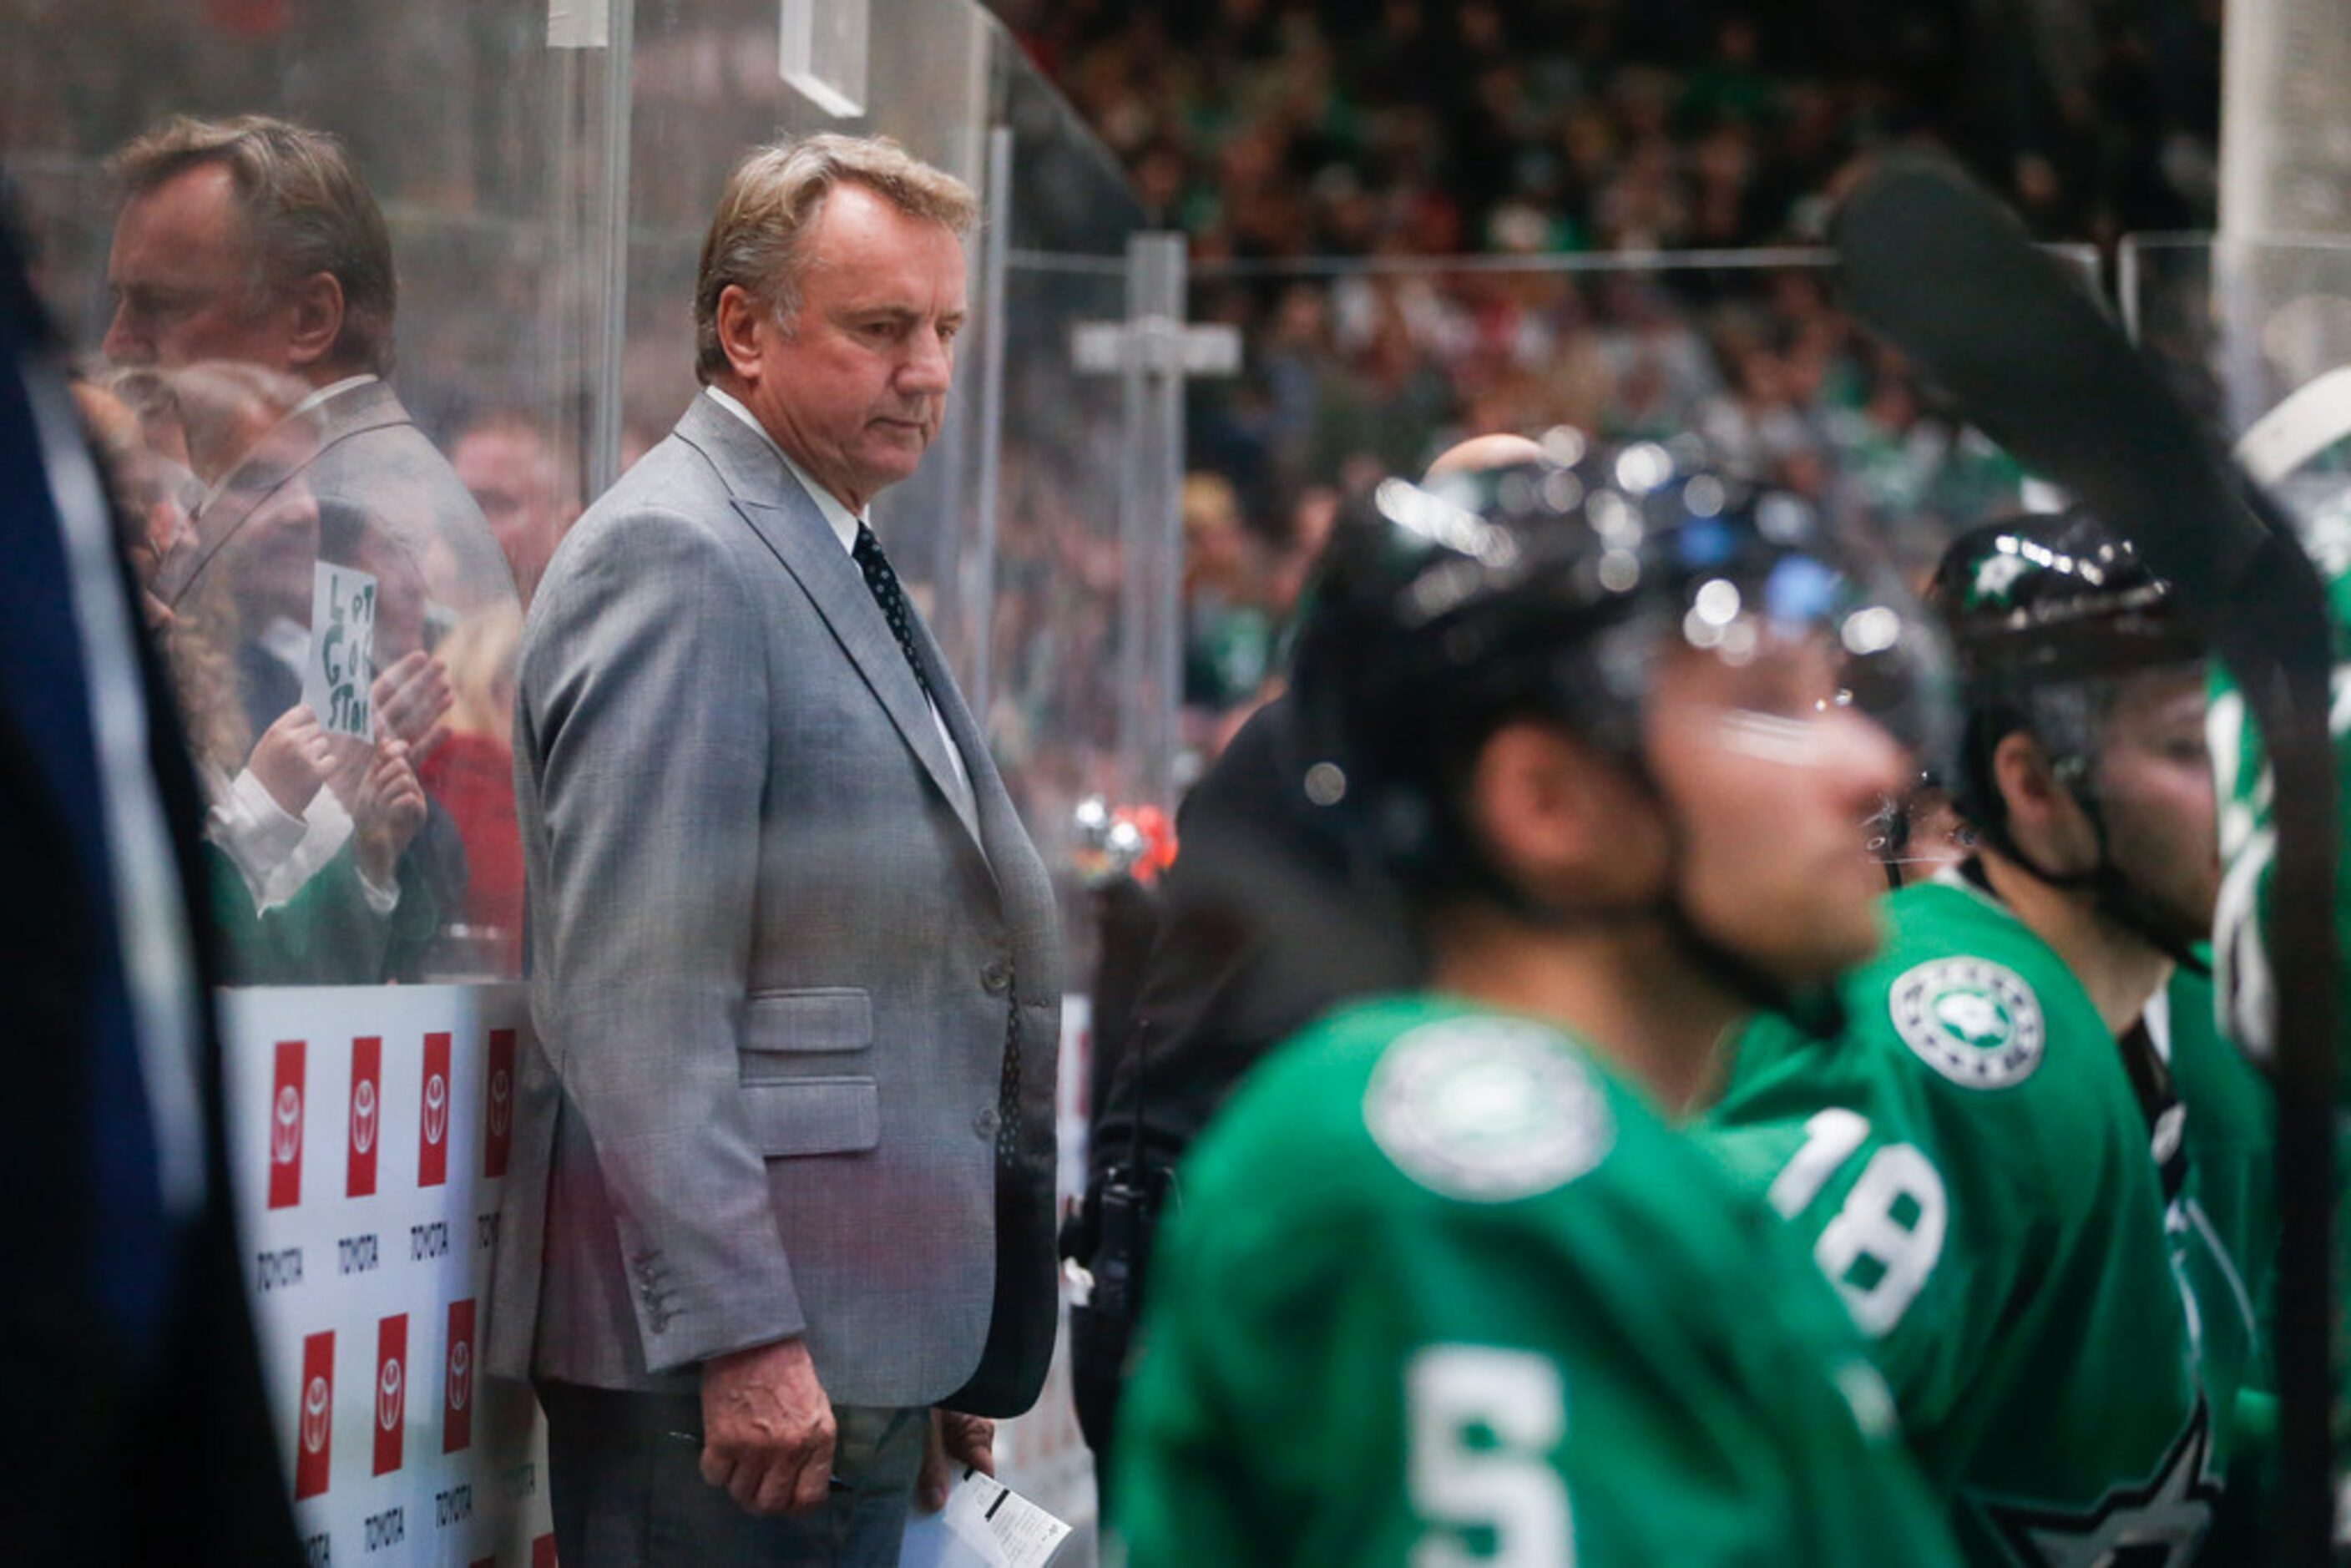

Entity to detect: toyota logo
[377,1358,404,1432]
[302,1375,331,1454]
[351,1078,377,1155]
[488,1069,512,1137]
[273,1085,303,1165]
[447,1341,473,1412]
[423,1073,447,1146]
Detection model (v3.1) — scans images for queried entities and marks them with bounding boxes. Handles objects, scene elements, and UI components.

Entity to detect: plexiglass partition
[1,3,1157,1554]
[2,0,1171,991]
[2121,233,2351,528]
[3,2,566,986]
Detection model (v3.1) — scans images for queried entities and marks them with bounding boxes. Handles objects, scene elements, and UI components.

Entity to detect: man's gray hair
[693,134,976,385]
[111,114,398,377]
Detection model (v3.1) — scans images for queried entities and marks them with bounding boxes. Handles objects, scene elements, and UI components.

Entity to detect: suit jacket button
[981,959,1012,996]
[973,1106,1001,1141]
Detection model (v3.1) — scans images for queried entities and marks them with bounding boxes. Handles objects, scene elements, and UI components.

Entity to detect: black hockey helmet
[1928,507,2211,959]
[1289,440,1953,917]
[1931,507,2204,835]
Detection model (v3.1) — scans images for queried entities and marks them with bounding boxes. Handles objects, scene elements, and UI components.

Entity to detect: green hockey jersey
[1112,994,1961,1567]
[2161,964,2275,1404]
[2161,963,2279,1557]
[1703,876,2259,1565]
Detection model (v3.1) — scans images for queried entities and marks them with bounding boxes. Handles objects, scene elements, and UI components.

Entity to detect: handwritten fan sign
[304,562,378,740]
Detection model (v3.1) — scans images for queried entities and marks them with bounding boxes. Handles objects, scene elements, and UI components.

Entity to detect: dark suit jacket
[0,214,299,1565]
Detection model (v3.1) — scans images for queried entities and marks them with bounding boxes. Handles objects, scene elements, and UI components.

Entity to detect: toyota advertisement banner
[225,985,1101,1567]
[225,985,554,1567]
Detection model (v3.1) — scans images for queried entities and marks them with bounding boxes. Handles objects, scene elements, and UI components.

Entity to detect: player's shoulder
[1843,878,2107,1100]
[1720,878,2134,1181]
[1195,995,1676,1222]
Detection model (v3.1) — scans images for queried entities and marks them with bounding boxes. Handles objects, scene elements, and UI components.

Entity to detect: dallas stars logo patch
[1363,1018,1613,1203]
[1889,957,2045,1089]
[1978,1399,2217,1566]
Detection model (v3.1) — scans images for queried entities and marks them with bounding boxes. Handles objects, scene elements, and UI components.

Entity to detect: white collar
[703,386,862,554]
[292,372,379,420]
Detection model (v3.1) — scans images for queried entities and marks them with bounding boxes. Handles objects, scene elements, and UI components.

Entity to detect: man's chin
[859,432,930,480]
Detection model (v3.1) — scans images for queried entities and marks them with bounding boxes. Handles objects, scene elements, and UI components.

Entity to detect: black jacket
[0,207,302,1566]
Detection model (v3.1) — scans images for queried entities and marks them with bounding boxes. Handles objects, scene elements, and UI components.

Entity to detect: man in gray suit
[489,134,1063,1565]
[107,114,511,625]
[101,114,500,982]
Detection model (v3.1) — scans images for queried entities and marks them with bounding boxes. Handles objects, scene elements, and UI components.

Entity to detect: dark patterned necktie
[852,521,933,703]
[852,520,1020,1163]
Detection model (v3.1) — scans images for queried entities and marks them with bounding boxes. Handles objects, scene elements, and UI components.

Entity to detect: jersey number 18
[1767,1108,1948,1337]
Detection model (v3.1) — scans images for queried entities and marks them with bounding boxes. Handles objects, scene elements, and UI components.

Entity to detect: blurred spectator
[1179,472,1272,723]
[452,408,575,605]
[416,602,525,974]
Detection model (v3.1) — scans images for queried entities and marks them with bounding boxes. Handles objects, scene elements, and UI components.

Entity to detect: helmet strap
[1974,795,2211,976]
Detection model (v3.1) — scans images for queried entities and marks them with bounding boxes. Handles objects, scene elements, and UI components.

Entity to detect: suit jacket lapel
[909,606,1036,904]
[676,397,987,852]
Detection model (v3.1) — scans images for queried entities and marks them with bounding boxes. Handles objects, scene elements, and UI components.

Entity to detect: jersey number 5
[1767,1108,1948,1337]
[1407,1346,1573,1567]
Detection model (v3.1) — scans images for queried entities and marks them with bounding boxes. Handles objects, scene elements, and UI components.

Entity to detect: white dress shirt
[703,387,973,803]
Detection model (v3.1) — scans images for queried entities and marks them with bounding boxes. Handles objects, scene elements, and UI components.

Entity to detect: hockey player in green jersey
[1705,509,2266,1565]
[1112,446,1964,1565]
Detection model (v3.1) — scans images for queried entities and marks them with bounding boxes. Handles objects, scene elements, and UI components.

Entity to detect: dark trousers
[539,1381,928,1567]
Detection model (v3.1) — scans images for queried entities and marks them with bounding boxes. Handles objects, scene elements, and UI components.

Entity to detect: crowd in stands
[995,0,2224,721]
[1003,0,2218,260]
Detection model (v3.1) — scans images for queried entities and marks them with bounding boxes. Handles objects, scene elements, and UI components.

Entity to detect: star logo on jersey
[1889,958,2044,1089]
[1979,1399,2217,1567]
[1363,1018,1613,1202]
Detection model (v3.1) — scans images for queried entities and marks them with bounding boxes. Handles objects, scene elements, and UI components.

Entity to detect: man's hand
[699,1338,836,1518]
[916,1407,996,1514]
[248,705,333,817]
[372,649,453,761]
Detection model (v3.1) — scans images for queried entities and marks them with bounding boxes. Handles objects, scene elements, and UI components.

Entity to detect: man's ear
[282,272,346,371]
[715,283,769,385]
[1468,721,1662,901]
[1990,729,2089,867]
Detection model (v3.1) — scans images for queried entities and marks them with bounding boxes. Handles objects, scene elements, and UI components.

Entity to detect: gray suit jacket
[488,394,1063,1416]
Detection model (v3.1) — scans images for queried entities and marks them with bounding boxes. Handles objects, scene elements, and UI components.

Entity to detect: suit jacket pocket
[741,988,873,1067]
[741,1076,881,1157]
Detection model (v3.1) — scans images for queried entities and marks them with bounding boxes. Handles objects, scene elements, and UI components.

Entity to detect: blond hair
[438,602,524,742]
[692,134,975,384]
[111,114,397,376]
